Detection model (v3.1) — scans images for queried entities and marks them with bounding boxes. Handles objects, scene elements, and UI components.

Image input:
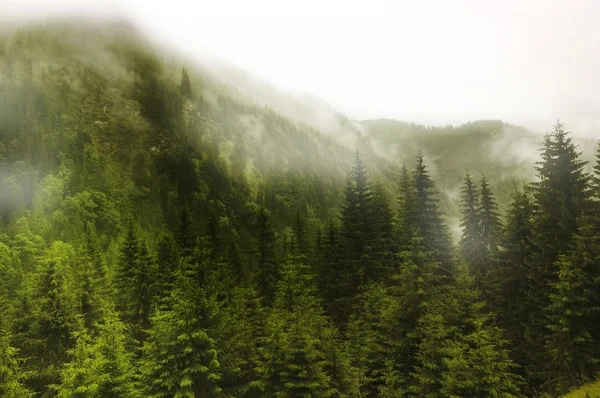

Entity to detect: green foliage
[3,23,600,398]
[0,331,34,398]
[141,260,221,397]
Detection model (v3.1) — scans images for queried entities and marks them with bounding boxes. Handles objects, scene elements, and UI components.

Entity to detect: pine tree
[440,265,524,398]
[338,151,393,322]
[382,236,445,394]
[94,310,140,398]
[114,225,152,330]
[371,183,396,279]
[0,331,34,398]
[294,210,308,255]
[177,208,196,260]
[408,155,453,275]
[532,121,591,262]
[478,176,502,258]
[253,206,279,307]
[494,188,534,370]
[54,321,103,397]
[527,121,592,387]
[180,67,193,100]
[397,164,416,251]
[216,285,263,397]
[258,255,336,397]
[543,220,600,394]
[317,218,344,324]
[153,234,177,304]
[459,172,482,270]
[346,283,389,397]
[409,310,451,398]
[141,258,221,397]
[14,254,75,395]
[339,150,375,294]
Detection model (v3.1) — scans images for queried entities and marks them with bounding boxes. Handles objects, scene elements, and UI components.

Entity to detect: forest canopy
[0,21,599,397]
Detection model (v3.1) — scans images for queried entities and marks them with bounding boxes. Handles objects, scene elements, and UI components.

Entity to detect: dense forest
[1,22,600,397]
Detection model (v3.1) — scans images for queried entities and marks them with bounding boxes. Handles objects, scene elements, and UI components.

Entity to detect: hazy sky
[4,0,600,135]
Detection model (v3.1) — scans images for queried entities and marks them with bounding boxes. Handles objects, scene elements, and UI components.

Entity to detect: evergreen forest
[1,21,600,397]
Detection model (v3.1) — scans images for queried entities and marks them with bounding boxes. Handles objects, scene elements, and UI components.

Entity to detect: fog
[3,0,600,137]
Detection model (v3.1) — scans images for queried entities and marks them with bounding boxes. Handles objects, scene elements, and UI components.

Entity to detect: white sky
[4,0,600,135]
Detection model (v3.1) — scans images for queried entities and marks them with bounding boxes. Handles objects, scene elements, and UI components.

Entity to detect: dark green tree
[527,121,592,386]
[543,220,600,394]
[478,176,502,257]
[141,258,221,397]
[180,67,193,100]
[0,331,34,398]
[407,155,453,275]
[253,206,279,307]
[396,164,416,251]
[382,236,445,395]
[459,172,482,271]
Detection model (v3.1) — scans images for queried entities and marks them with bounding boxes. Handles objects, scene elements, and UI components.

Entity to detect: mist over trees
[1,22,600,398]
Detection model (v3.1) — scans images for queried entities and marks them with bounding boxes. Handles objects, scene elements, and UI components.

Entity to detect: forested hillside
[1,21,600,397]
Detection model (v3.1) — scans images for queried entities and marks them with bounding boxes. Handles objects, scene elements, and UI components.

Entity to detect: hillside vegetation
[1,20,600,398]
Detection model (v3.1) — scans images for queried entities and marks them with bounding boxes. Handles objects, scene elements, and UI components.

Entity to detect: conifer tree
[153,234,177,304]
[253,206,279,307]
[338,151,393,322]
[0,331,34,398]
[459,172,482,270]
[141,258,221,397]
[397,164,416,251]
[527,122,592,386]
[180,67,193,100]
[294,210,307,255]
[177,208,196,259]
[15,254,75,394]
[317,218,344,323]
[216,285,264,398]
[543,220,600,393]
[408,155,453,274]
[346,283,389,397]
[532,121,591,263]
[478,176,502,257]
[54,322,102,397]
[494,188,534,369]
[383,235,445,394]
[339,151,375,294]
[94,310,141,398]
[258,254,337,397]
[440,265,524,398]
[114,225,152,330]
[409,310,451,398]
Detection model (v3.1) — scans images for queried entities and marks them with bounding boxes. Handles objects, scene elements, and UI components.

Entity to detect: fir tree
[253,206,279,307]
[527,121,592,387]
[494,188,534,370]
[180,67,193,100]
[338,151,393,322]
[141,258,221,397]
[383,235,445,394]
[459,172,482,271]
[478,176,502,257]
[317,218,344,324]
[114,225,152,330]
[543,220,600,393]
[258,255,336,397]
[397,164,417,251]
[441,265,524,398]
[0,331,34,398]
[346,283,389,397]
[153,234,177,304]
[408,155,453,275]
